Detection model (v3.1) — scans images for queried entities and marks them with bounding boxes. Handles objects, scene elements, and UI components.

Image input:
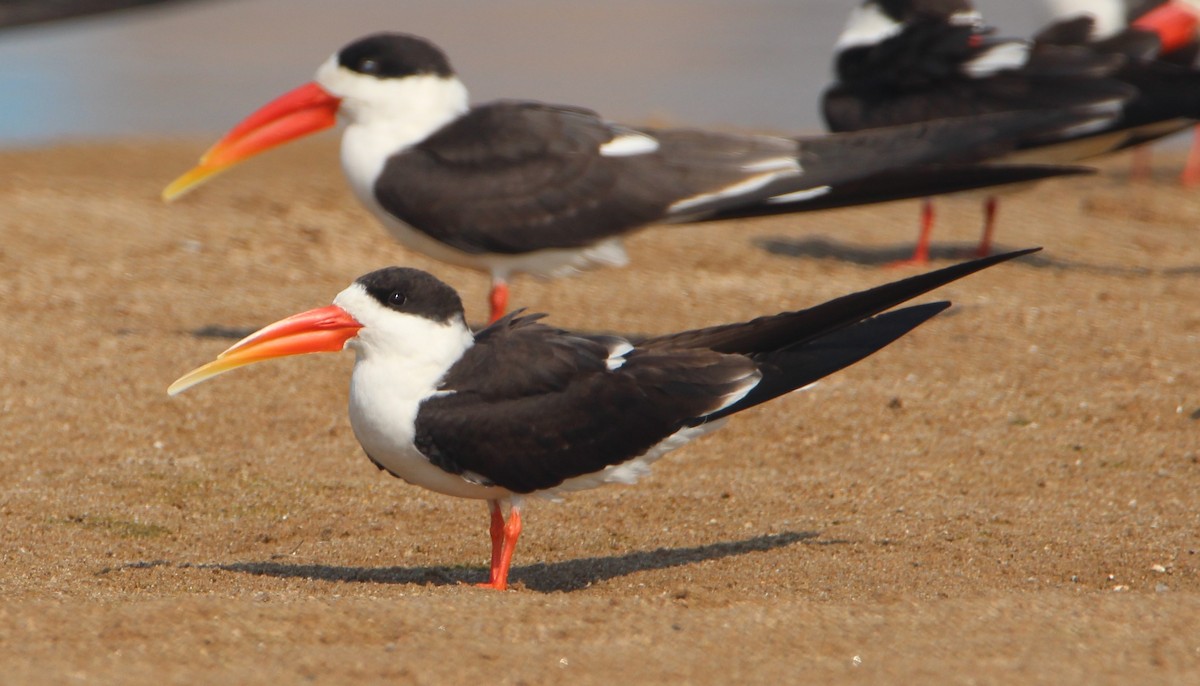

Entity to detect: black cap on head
[338,33,455,79]
[357,267,465,323]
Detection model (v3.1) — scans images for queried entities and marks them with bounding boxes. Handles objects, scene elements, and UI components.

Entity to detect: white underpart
[359,199,631,283]
[1046,0,1124,39]
[767,185,831,204]
[600,132,660,157]
[835,2,904,51]
[486,239,631,283]
[961,41,1032,77]
[544,420,729,499]
[334,283,503,501]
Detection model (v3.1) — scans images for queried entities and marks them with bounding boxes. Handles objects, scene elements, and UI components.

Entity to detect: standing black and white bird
[1042,0,1200,184]
[823,0,1200,265]
[169,248,1038,590]
[164,32,1088,321]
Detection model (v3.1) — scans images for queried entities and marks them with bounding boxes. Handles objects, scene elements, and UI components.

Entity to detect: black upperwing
[824,15,1133,132]
[376,101,1107,256]
[663,109,1114,220]
[642,248,1036,356]
[412,249,1036,493]
[413,313,759,494]
[374,100,803,255]
[655,248,1040,420]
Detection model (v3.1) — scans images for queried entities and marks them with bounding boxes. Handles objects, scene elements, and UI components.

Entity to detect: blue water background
[0,1,1076,144]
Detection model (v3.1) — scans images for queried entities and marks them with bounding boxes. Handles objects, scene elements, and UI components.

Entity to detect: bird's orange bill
[168,304,362,396]
[1133,2,1200,55]
[162,81,342,201]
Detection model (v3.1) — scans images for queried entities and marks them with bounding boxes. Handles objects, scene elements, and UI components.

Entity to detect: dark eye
[388,291,407,307]
[360,58,381,74]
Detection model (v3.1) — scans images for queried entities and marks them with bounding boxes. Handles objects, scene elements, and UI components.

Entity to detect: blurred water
[0,0,1057,145]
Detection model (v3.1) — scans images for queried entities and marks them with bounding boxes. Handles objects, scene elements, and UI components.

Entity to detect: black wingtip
[645,248,1040,355]
[702,300,954,421]
[916,246,1041,279]
[839,246,1041,315]
[703,165,1093,220]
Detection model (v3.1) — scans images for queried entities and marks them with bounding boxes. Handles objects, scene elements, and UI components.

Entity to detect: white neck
[333,283,479,495]
[314,56,470,210]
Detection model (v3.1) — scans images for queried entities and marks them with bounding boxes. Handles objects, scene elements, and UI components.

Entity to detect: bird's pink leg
[482,499,504,585]
[476,500,521,591]
[975,196,998,258]
[493,504,522,591]
[488,280,509,324]
[887,198,934,268]
[1181,127,1200,188]
[472,498,520,590]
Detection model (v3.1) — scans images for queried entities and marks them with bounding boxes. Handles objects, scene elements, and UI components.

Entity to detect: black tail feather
[700,302,950,422]
[703,165,1093,220]
[645,248,1039,355]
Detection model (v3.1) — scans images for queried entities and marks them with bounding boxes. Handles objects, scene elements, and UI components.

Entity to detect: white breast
[334,283,505,500]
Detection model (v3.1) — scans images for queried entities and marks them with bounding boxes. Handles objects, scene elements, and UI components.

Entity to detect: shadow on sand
[105,530,831,592]
[753,235,1200,276]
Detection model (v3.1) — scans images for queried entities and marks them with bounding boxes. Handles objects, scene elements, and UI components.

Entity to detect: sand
[1,138,1197,684]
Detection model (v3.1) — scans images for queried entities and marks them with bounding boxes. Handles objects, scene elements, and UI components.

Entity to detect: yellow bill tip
[162,163,226,202]
[167,357,242,396]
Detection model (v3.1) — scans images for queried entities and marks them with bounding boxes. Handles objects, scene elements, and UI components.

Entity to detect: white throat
[314,56,470,213]
[332,283,481,497]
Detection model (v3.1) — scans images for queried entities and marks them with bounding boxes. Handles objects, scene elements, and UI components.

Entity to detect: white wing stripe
[600,133,660,157]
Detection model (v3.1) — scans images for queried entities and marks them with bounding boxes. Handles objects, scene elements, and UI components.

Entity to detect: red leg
[887,198,934,268]
[1182,127,1200,188]
[488,280,509,324]
[484,499,504,585]
[976,196,997,258]
[492,504,522,591]
[1131,145,1153,183]
[475,500,522,590]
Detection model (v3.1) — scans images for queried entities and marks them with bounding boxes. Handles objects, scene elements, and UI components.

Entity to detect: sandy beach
[1,138,1197,683]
